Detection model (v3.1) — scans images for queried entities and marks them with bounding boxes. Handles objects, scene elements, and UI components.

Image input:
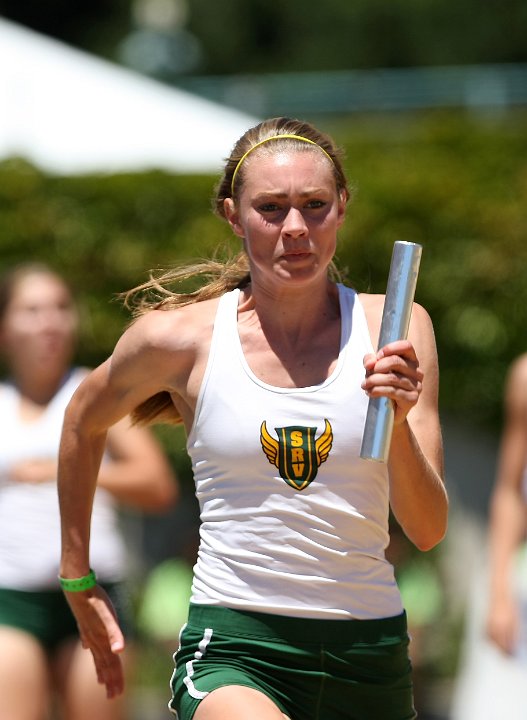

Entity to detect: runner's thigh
[0,626,51,720]
[194,685,290,720]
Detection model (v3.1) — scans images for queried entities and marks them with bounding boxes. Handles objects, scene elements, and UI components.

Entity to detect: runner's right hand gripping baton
[360,241,423,463]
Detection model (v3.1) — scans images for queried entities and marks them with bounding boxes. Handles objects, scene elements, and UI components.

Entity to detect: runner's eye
[258,203,281,212]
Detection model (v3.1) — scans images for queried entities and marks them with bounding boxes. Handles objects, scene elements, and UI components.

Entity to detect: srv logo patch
[260,419,333,491]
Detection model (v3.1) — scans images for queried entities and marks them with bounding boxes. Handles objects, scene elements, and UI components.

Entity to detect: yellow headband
[230,134,334,195]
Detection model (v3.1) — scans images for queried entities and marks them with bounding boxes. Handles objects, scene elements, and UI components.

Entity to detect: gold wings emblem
[315,419,333,465]
[260,419,333,469]
[260,420,279,468]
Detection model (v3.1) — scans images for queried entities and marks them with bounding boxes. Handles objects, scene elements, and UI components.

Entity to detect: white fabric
[0,369,126,589]
[187,285,403,619]
[450,547,527,720]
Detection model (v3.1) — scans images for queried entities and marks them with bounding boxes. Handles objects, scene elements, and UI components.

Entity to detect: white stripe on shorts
[183,627,214,700]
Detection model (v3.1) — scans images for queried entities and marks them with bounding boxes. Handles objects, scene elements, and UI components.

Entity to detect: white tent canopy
[0,17,257,175]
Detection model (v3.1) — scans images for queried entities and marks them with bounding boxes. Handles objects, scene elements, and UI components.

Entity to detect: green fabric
[170,604,416,720]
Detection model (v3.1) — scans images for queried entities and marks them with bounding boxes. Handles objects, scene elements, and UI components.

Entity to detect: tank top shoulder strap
[189,289,240,441]
[337,284,375,356]
[214,288,240,343]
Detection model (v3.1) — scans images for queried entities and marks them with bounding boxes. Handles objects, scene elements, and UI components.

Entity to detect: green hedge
[2,109,527,431]
[332,110,527,430]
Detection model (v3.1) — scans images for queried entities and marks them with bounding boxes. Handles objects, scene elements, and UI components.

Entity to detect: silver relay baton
[360,241,422,463]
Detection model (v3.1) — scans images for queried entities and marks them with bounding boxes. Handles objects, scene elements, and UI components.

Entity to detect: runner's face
[0,273,78,371]
[226,150,346,290]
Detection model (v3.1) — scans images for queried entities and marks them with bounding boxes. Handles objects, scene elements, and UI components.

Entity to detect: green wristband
[59,568,97,592]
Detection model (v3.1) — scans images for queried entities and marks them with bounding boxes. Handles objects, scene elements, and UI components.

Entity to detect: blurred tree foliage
[329,110,527,432]
[185,0,527,73]
[1,0,527,74]
[0,0,131,58]
[1,110,526,435]
[187,0,527,74]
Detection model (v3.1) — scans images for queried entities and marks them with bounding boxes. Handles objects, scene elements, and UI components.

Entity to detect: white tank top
[0,369,127,590]
[187,285,403,619]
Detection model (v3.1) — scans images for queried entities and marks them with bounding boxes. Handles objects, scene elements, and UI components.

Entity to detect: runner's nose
[282,207,308,238]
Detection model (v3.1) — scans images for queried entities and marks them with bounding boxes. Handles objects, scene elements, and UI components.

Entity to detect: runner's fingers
[367,353,421,376]
[362,370,422,395]
[64,586,125,696]
[363,341,420,377]
[83,622,124,697]
[363,381,421,406]
[89,595,125,652]
[76,597,125,675]
[487,614,518,656]
[92,651,124,697]
[378,339,419,362]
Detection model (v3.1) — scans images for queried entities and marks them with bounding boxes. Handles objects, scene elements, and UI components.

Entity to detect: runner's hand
[64,584,125,698]
[362,340,423,425]
[487,594,519,656]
